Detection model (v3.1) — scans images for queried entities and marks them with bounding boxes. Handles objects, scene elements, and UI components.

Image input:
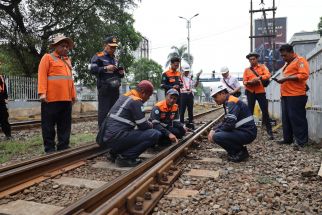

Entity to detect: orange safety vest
[38,51,76,102]
[243,64,271,94]
[155,100,178,123]
[281,54,309,96]
[164,69,181,85]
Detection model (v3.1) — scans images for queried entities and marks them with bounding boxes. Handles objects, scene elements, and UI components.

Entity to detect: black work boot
[268,132,274,140]
[187,122,195,130]
[5,135,13,140]
[228,147,249,163]
[266,128,274,140]
[107,151,117,162]
[292,141,305,151]
[115,155,142,167]
[276,140,293,145]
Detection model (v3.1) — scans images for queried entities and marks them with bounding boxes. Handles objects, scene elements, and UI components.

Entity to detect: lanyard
[182,76,191,90]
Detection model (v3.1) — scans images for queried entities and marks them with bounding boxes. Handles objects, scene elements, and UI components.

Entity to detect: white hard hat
[210,83,227,97]
[220,66,229,74]
[182,65,190,72]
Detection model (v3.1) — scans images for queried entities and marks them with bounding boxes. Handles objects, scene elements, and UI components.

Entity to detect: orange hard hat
[137,80,154,95]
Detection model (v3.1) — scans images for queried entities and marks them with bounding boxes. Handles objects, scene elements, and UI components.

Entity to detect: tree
[128,58,163,88]
[318,16,322,36]
[165,45,193,67]
[0,0,142,86]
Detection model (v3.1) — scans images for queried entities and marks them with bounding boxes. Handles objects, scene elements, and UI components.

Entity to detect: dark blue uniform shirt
[215,95,256,136]
[90,51,124,88]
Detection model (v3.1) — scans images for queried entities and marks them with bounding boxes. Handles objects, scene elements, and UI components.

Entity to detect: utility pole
[249,0,277,72]
[250,0,253,51]
[179,13,199,67]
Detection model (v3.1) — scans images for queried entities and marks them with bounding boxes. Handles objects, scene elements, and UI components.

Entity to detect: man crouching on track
[99,80,161,167]
[207,83,257,162]
[149,89,186,147]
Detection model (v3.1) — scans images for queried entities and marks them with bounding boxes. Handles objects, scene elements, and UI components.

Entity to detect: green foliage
[195,83,204,96]
[0,0,142,86]
[166,45,194,67]
[318,16,322,36]
[128,58,163,88]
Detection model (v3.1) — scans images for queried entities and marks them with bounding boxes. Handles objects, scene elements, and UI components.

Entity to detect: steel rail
[92,113,224,215]
[10,114,98,130]
[0,143,94,173]
[0,145,108,198]
[0,108,219,199]
[57,110,224,215]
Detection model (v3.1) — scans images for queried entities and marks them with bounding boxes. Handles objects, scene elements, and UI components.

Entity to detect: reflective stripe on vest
[135,117,147,124]
[50,53,58,62]
[48,75,73,80]
[110,96,146,126]
[116,97,132,115]
[235,115,254,128]
[110,114,136,126]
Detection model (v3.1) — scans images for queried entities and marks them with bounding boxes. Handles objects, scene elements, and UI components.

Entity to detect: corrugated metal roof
[289,31,320,44]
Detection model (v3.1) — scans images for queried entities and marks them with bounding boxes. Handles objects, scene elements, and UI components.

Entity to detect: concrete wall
[306,38,322,143]
[8,101,98,121]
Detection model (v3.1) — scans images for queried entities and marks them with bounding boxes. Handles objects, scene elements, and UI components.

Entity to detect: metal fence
[5,76,131,102]
[266,38,322,143]
[6,76,38,101]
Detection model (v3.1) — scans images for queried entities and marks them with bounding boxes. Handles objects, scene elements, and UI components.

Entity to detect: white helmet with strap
[210,83,227,97]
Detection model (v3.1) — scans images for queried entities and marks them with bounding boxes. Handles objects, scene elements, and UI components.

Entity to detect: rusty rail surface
[0,108,219,200]
[57,111,224,215]
[0,144,108,198]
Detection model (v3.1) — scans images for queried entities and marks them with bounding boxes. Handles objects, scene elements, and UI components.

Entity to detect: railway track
[10,114,98,131]
[0,108,223,215]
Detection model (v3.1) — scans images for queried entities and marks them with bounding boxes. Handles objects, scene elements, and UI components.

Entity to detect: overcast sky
[132,0,322,78]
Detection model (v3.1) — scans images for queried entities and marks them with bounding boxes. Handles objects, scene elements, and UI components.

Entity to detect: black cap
[246,52,260,59]
[104,36,118,47]
[166,89,179,96]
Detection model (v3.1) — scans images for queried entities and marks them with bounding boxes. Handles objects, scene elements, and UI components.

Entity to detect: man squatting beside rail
[150,89,186,147]
[98,80,161,167]
[208,83,257,162]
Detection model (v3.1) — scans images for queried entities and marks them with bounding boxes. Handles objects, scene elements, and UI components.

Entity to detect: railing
[6,76,38,101]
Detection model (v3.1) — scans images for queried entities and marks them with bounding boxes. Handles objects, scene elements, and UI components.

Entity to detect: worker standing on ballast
[161,57,183,107]
[90,36,125,127]
[243,52,274,140]
[38,34,76,153]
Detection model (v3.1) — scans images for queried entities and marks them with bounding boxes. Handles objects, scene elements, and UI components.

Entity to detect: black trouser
[109,129,161,159]
[41,101,72,153]
[213,128,257,155]
[246,91,273,135]
[159,125,186,146]
[180,93,194,123]
[98,88,119,128]
[0,103,11,137]
[281,96,308,145]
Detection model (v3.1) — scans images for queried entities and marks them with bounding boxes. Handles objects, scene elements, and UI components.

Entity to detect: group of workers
[1,33,309,167]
